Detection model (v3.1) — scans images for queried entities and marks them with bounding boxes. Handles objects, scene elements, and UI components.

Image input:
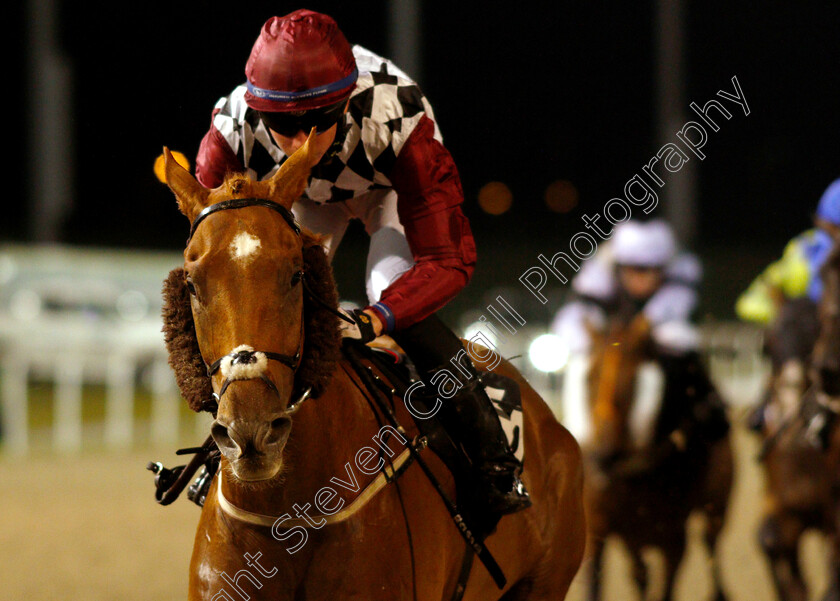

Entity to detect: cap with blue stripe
[247,68,358,103]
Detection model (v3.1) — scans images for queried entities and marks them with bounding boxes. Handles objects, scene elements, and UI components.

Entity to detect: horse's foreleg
[758,513,808,601]
[659,533,686,601]
[628,545,648,599]
[822,525,840,601]
[701,437,733,601]
[703,511,728,601]
[586,536,606,601]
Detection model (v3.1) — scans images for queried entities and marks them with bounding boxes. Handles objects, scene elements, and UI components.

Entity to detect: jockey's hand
[338,308,381,343]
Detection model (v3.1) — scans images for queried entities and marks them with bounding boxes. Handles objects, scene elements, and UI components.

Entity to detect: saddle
[343,341,525,539]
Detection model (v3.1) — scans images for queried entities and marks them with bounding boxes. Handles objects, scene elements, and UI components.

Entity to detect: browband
[188,198,300,243]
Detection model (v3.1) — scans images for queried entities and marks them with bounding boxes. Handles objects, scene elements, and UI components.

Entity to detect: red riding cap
[244,9,358,113]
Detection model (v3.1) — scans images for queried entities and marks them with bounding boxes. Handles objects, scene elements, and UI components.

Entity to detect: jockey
[551,219,702,358]
[735,178,840,325]
[551,218,728,450]
[194,9,529,515]
[736,178,840,434]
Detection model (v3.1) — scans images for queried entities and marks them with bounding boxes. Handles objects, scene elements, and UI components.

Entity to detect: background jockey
[736,177,840,433]
[736,177,840,325]
[193,9,529,515]
[551,219,729,449]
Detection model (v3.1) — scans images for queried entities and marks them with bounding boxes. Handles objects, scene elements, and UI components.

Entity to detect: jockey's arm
[195,108,245,189]
[365,115,477,333]
[735,235,810,324]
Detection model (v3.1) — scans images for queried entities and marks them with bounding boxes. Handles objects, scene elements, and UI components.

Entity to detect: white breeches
[293,189,415,305]
[560,355,666,449]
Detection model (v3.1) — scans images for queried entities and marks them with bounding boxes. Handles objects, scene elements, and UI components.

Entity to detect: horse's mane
[161,230,341,412]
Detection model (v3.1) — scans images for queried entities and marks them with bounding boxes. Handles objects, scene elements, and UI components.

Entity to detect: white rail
[0,244,213,455]
[0,244,771,455]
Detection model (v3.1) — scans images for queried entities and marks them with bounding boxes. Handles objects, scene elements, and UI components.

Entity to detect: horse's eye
[290,270,304,287]
[186,277,197,296]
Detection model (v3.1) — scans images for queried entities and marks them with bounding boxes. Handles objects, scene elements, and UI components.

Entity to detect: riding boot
[390,314,531,516]
[448,376,532,515]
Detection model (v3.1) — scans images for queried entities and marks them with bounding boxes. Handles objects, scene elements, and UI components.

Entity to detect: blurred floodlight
[544,179,579,213]
[154,150,191,183]
[478,181,513,215]
[116,290,149,322]
[0,253,17,285]
[463,321,502,348]
[10,289,42,321]
[339,300,361,311]
[528,333,569,373]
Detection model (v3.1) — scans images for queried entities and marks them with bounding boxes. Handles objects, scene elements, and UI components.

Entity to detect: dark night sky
[8,1,840,318]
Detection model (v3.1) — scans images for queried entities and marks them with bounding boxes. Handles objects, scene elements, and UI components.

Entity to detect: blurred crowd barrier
[0,244,213,455]
[699,319,771,408]
[0,245,769,456]
[459,319,770,419]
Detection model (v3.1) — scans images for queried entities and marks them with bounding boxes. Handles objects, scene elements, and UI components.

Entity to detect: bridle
[188,197,301,242]
[188,197,310,415]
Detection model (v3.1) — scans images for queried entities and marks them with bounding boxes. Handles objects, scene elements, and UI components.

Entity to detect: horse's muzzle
[211,414,292,477]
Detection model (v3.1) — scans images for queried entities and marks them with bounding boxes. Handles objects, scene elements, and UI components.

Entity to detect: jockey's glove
[338,307,377,344]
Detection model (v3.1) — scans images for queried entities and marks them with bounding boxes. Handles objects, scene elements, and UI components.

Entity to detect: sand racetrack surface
[0,424,832,600]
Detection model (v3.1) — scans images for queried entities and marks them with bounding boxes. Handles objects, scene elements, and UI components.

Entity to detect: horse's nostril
[210,421,228,441]
[265,416,292,447]
[211,421,240,455]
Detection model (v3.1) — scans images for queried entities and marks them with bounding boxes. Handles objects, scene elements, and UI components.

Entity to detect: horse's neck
[221,360,382,513]
[592,345,636,401]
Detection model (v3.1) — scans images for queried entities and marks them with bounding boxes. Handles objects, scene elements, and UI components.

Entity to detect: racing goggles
[259,99,347,137]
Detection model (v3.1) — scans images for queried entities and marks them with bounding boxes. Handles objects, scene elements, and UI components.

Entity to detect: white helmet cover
[612,219,677,267]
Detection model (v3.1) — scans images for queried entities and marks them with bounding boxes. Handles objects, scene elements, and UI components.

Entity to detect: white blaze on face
[230,231,262,263]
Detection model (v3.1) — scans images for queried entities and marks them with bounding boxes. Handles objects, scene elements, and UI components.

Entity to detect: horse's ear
[262,128,316,207]
[162,147,209,219]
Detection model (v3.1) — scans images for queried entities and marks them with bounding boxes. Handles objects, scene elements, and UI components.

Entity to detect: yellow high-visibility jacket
[735,229,831,324]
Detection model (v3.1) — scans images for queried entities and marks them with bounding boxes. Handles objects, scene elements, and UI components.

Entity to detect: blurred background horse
[757,241,840,601]
[580,314,733,601]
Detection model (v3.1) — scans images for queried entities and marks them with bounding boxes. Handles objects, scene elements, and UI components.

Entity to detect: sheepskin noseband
[219,345,270,381]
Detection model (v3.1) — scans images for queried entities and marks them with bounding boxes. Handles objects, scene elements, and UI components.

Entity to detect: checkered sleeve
[196,108,244,189]
[369,114,477,331]
[195,86,285,189]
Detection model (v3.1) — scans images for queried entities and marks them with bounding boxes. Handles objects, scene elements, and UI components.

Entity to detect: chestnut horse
[160,134,585,601]
[758,243,840,601]
[580,314,733,601]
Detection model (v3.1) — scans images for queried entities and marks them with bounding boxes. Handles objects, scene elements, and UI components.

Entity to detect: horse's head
[585,314,654,465]
[163,132,317,482]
